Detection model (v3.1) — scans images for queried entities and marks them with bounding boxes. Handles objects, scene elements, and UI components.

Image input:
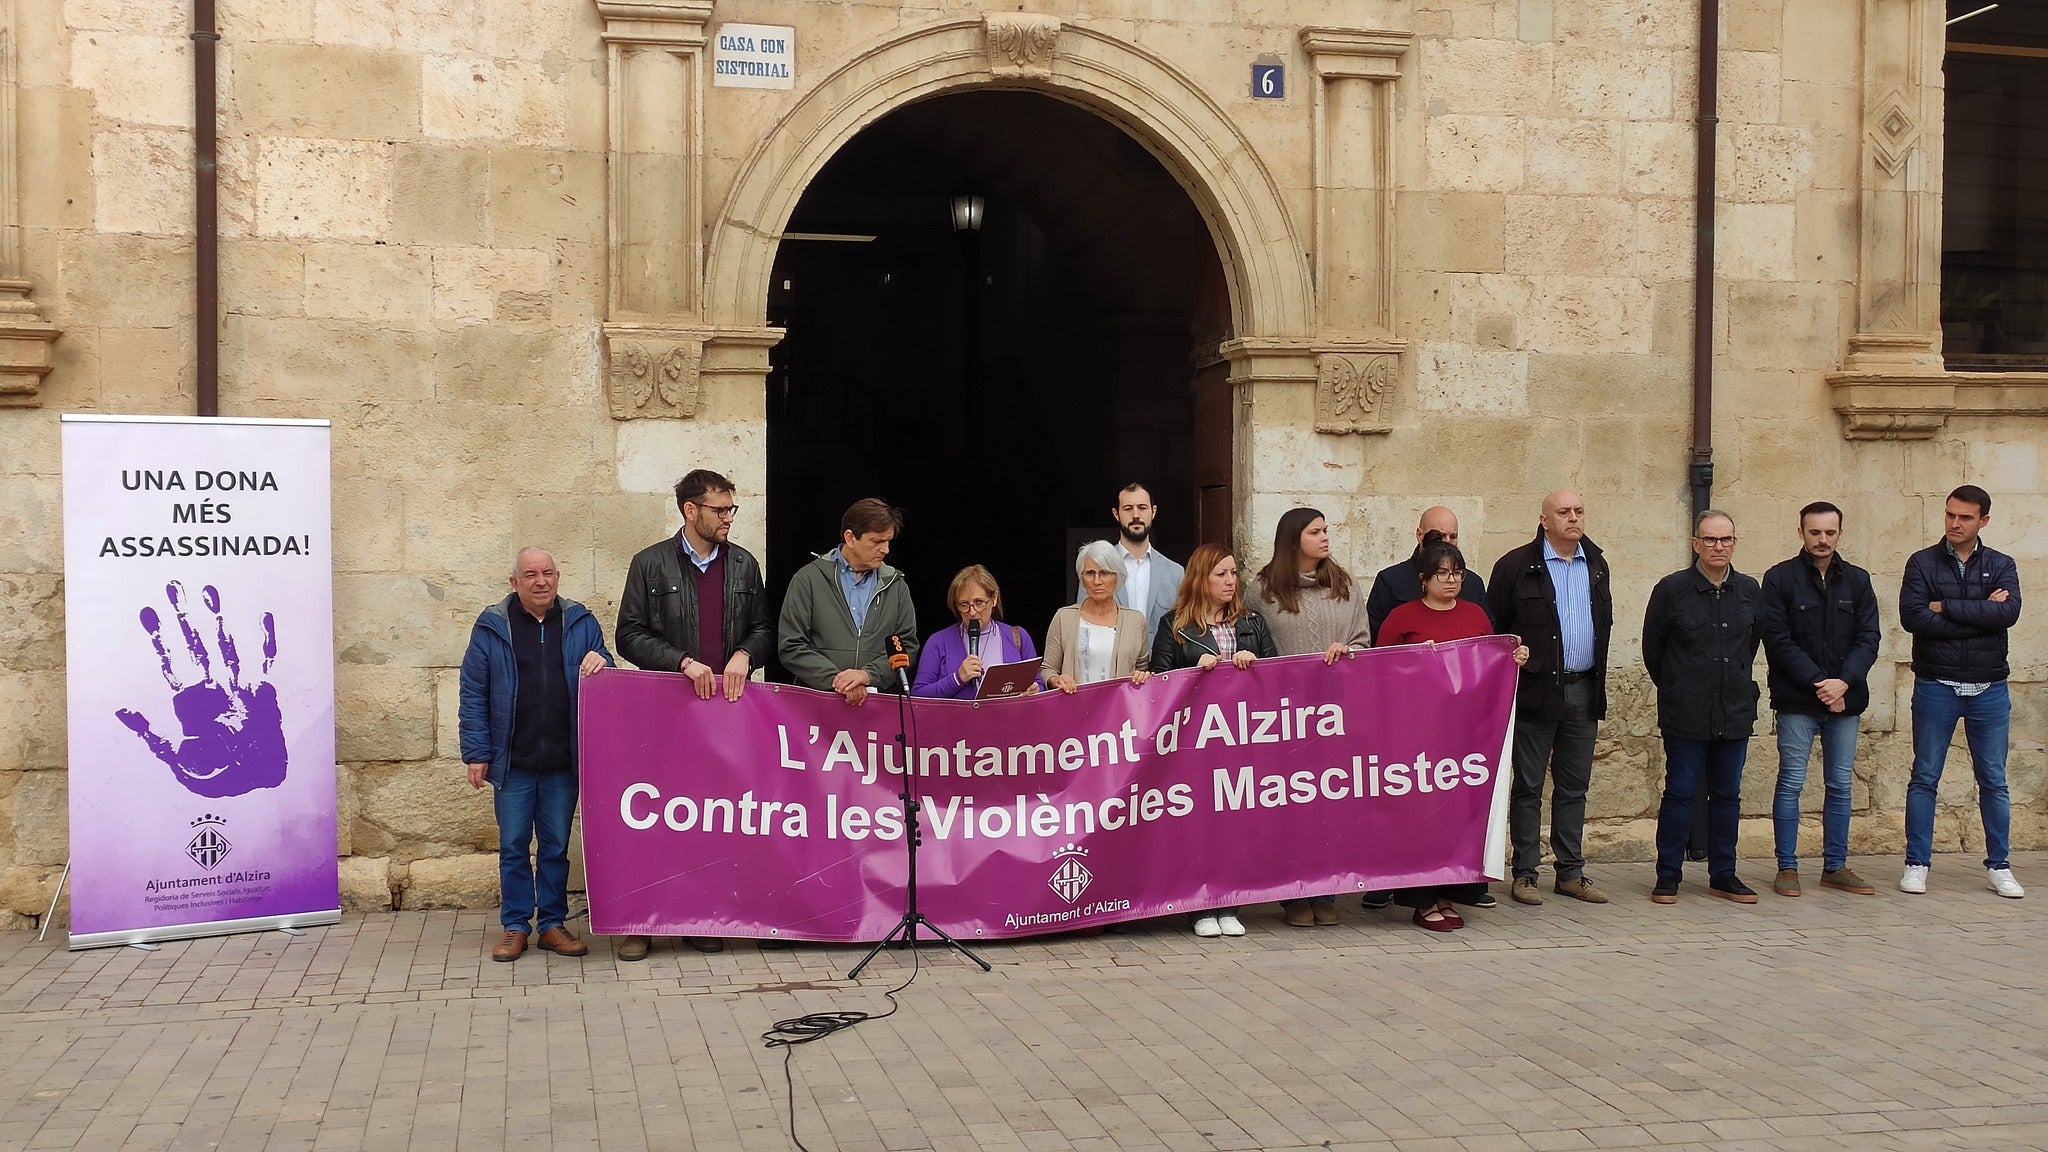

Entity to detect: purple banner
[61,416,339,949]
[583,639,1516,942]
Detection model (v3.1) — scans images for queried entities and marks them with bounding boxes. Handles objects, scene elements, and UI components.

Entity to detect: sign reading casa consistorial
[713,22,795,90]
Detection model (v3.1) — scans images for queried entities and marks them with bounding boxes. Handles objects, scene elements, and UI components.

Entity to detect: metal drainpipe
[1689,0,1719,523]
[194,0,220,417]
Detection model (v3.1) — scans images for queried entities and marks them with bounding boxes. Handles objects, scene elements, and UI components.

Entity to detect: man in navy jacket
[1759,502,1882,898]
[1897,485,2024,899]
[460,547,614,961]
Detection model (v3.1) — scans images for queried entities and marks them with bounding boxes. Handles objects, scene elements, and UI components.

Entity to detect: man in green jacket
[777,498,919,705]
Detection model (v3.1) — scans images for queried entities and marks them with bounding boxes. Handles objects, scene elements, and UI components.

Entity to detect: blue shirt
[678,531,719,574]
[1544,536,1595,673]
[835,548,879,631]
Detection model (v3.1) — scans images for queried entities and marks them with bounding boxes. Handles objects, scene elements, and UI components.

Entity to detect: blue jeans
[1773,712,1859,872]
[1906,679,2010,869]
[495,767,578,932]
[1654,737,1748,883]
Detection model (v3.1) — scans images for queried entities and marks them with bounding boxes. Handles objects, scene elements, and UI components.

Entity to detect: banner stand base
[276,927,306,937]
[37,860,70,944]
[126,942,161,952]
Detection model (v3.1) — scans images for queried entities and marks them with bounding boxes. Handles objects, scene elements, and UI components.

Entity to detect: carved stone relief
[607,336,702,419]
[1313,352,1397,434]
[985,14,1060,78]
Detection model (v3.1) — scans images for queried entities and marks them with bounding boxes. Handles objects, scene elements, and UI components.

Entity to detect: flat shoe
[1412,907,1459,933]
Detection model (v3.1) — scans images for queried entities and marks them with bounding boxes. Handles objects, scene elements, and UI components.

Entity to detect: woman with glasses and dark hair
[1152,542,1279,939]
[1044,541,1152,693]
[912,565,1040,698]
[1251,506,1372,927]
[1375,530,1528,931]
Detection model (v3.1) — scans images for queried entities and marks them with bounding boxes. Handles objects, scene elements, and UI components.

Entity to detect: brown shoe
[536,926,588,957]
[1821,867,1876,895]
[685,936,725,953]
[1774,869,1801,897]
[1283,904,1315,927]
[1511,876,1544,905]
[1313,903,1340,926]
[491,929,528,962]
[1554,876,1609,903]
[615,935,651,962]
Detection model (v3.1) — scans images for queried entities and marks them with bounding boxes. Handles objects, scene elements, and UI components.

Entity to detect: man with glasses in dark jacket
[1898,485,2024,899]
[614,468,774,957]
[1643,510,1763,906]
[1759,501,1881,899]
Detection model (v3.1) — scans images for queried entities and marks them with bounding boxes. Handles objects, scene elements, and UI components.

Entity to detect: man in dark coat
[1643,510,1763,905]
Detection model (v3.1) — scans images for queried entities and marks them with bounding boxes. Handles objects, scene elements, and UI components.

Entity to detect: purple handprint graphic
[115,582,289,797]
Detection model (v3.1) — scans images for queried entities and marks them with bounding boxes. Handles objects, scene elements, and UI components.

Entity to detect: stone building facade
[0,0,2041,923]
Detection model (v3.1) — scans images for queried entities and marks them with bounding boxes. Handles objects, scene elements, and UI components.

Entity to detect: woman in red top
[1375,532,1528,931]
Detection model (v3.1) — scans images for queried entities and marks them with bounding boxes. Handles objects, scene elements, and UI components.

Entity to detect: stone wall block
[1523,119,1623,195]
[486,150,605,246]
[0,575,66,673]
[1725,284,1839,370]
[1723,0,1785,53]
[1553,48,1674,120]
[1581,817,1655,864]
[1536,277,1655,354]
[332,573,470,670]
[1585,743,1655,820]
[60,234,194,328]
[393,146,489,246]
[334,666,435,762]
[69,0,189,34]
[1718,124,1815,204]
[1396,192,1505,274]
[309,0,479,55]
[401,853,498,909]
[1424,115,1524,193]
[1504,196,1633,276]
[0,672,64,773]
[0,865,64,919]
[1633,197,1695,284]
[224,315,434,406]
[431,247,553,325]
[433,326,582,407]
[338,854,393,911]
[19,88,97,231]
[71,32,192,128]
[1414,343,1528,415]
[0,473,60,574]
[97,326,195,412]
[10,770,66,865]
[1526,353,1687,420]
[351,761,495,862]
[332,479,404,574]
[1719,202,1796,282]
[234,43,422,141]
[434,668,463,762]
[303,244,433,325]
[219,240,307,317]
[422,57,569,145]
[213,0,316,40]
[1622,122,1695,199]
[1422,38,1552,115]
[253,138,394,240]
[1780,0,1859,86]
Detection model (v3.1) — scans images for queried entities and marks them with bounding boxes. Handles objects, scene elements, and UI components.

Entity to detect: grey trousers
[1509,678,1597,881]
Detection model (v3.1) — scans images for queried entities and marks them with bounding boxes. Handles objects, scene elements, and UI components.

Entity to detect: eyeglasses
[1079,569,1117,580]
[1695,535,1737,547]
[957,598,993,612]
[1431,570,1465,581]
[697,503,740,519]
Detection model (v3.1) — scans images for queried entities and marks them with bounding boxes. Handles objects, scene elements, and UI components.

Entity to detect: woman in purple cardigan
[912,565,1042,698]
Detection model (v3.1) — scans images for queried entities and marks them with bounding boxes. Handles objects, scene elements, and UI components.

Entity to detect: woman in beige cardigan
[1044,540,1152,692]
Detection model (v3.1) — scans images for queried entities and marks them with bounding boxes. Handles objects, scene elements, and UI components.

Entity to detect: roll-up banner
[60,415,339,949]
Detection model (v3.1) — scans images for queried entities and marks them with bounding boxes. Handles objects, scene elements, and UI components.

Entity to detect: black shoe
[1361,891,1392,910]
[1709,877,1759,904]
[1650,880,1679,905]
[1455,891,1498,909]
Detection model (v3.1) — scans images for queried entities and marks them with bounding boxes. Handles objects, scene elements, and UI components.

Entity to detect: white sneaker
[1988,868,2025,899]
[1217,915,1246,937]
[1900,864,1929,894]
[1192,916,1222,938]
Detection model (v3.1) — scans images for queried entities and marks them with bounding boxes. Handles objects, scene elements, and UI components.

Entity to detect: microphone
[967,619,981,657]
[888,634,913,694]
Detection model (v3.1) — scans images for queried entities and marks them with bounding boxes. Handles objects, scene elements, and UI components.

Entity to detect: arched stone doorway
[760,89,1232,644]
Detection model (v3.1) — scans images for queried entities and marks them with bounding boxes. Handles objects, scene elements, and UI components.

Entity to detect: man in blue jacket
[1759,502,1882,898]
[461,547,614,961]
[1898,485,2024,899]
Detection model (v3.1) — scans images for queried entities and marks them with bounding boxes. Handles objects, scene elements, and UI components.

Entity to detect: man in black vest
[615,468,774,958]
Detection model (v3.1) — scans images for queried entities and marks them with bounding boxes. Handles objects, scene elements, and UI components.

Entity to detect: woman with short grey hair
[1042,541,1151,693]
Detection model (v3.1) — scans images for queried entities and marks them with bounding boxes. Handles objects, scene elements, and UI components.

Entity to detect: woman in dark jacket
[1151,542,1278,940]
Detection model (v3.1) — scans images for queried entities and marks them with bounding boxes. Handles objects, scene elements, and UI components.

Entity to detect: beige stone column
[596,1,778,423]
[1299,28,1409,435]
[1826,0,2048,437]
[0,0,57,408]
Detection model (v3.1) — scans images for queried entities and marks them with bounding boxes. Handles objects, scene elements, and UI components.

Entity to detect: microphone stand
[848,647,991,979]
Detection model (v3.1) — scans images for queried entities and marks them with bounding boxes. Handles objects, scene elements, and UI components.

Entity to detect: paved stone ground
[0,852,2042,1152]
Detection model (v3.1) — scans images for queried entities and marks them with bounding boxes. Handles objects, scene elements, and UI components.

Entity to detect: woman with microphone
[912,565,1040,698]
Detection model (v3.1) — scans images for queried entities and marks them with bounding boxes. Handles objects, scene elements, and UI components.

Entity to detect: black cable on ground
[762,945,920,1151]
